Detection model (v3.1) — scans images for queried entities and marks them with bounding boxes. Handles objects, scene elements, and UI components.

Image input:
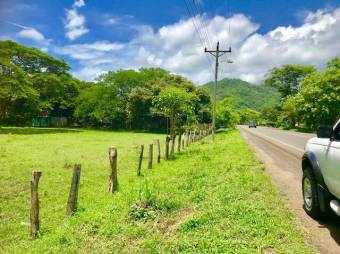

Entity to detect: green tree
[0,40,77,125]
[32,73,79,117]
[260,106,281,126]
[194,87,212,124]
[0,40,69,74]
[285,58,340,129]
[152,86,197,138]
[238,108,261,125]
[265,64,316,99]
[0,59,38,125]
[75,83,125,127]
[216,98,239,129]
[127,87,153,129]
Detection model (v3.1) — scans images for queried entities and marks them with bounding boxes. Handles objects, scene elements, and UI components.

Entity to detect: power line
[183,0,214,73]
[191,0,213,49]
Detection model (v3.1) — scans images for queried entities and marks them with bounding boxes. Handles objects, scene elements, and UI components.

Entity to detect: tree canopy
[0,40,78,125]
[264,64,316,100]
[262,58,340,129]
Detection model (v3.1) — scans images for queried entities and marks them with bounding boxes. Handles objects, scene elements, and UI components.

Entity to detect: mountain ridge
[202,78,280,111]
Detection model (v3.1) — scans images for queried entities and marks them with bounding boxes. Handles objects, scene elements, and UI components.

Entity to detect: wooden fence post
[170,134,176,158]
[30,171,42,238]
[157,139,161,163]
[138,145,144,176]
[108,147,118,193]
[178,133,182,152]
[148,144,153,169]
[182,139,185,149]
[165,136,170,160]
[66,164,81,215]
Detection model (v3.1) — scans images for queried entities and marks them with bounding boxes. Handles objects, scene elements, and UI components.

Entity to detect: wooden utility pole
[205,42,232,141]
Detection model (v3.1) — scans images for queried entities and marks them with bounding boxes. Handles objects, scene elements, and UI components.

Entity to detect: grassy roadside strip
[0,129,314,253]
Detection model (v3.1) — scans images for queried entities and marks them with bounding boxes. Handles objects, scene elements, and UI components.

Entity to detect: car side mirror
[317,126,333,139]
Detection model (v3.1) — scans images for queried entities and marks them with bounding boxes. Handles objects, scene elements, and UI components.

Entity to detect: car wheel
[302,169,322,218]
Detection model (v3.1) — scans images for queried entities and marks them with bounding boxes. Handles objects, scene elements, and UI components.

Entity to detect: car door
[323,122,340,198]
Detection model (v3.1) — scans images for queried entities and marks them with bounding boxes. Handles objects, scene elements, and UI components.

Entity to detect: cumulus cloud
[56,8,340,84]
[8,22,45,42]
[64,0,89,40]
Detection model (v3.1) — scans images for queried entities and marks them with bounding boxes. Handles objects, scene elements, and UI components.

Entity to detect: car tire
[302,169,322,218]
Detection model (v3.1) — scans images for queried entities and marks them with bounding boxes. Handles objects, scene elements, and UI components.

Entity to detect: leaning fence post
[157,139,161,163]
[165,136,170,160]
[138,145,144,176]
[148,144,153,169]
[66,164,81,215]
[108,147,118,193]
[30,171,42,238]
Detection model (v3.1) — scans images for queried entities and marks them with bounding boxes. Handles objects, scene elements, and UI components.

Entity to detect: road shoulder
[240,129,340,254]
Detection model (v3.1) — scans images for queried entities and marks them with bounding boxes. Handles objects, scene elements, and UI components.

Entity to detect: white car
[302,119,340,218]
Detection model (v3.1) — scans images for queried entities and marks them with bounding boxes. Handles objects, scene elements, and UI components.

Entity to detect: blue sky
[1,0,340,84]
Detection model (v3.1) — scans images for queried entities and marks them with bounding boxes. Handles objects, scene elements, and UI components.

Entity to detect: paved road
[239,126,340,254]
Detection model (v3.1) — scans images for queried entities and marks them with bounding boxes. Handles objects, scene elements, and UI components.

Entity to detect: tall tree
[152,86,197,138]
[0,59,37,125]
[265,64,316,99]
[284,58,340,128]
[0,40,77,125]
[216,98,239,128]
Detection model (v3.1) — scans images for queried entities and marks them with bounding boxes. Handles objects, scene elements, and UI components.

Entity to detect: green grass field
[0,128,314,253]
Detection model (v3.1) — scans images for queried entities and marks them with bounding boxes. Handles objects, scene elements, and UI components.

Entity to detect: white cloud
[64,0,89,40]
[73,0,85,8]
[8,22,46,42]
[56,8,340,84]
[18,27,45,41]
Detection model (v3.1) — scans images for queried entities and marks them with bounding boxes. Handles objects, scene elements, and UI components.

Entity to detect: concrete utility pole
[205,42,232,140]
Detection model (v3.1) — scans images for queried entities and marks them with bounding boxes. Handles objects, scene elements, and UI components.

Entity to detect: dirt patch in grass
[157,207,195,236]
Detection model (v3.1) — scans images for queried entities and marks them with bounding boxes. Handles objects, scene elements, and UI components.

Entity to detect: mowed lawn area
[0,128,313,253]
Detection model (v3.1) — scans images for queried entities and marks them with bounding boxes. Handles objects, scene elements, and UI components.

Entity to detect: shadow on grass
[0,127,82,135]
[216,128,234,133]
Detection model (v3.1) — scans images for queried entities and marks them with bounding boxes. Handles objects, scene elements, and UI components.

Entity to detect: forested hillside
[203,78,280,110]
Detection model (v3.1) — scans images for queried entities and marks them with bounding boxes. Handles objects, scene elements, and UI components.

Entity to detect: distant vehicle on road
[248,121,257,128]
[302,119,340,218]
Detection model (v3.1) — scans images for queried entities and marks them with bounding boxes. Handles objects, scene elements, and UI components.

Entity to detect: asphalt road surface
[239,126,340,254]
